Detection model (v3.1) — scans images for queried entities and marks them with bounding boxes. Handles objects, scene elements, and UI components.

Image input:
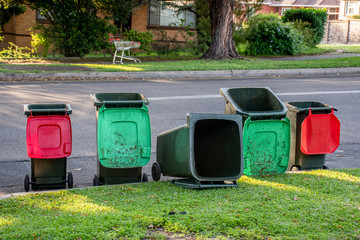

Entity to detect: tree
[202,0,241,59]
[106,0,147,33]
[0,3,25,40]
[0,0,146,57]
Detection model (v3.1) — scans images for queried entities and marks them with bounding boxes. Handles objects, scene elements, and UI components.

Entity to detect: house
[260,0,360,20]
[1,1,196,52]
[260,0,341,20]
[1,0,358,51]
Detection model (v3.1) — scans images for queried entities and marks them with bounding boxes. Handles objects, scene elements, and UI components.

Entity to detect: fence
[322,20,360,44]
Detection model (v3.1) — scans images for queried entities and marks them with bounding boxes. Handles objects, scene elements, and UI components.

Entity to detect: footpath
[0,53,360,81]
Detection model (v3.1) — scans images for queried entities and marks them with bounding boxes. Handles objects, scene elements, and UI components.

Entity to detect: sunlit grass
[27,191,113,213]
[317,44,360,53]
[0,217,16,227]
[76,63,145,72]
[239,175,309,193]
[299,169,360,183]
[76,57,360,72]
[1,169,359,239]
[1,55,360,74]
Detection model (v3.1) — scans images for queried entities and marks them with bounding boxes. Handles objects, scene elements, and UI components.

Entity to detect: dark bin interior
[287,101,333,113]
[91,93,148,108]
[228,88,284,112]
[24,104,71,116]
[194,119,241,178]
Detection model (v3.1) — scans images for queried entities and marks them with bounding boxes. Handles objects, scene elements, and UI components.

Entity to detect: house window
[36,10,50,23]
[328,8,339,13]
[345,1,359,15]
[328,14,338,20]
[281,8,291,16]
[149,0,196,27]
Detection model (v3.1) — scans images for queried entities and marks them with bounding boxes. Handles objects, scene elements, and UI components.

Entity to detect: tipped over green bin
[220,87,290,176]
[90,93,151,185]
[152,113,243,189]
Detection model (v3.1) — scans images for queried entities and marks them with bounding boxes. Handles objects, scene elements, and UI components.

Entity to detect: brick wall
[260,5,280,14]
[322,20,360,44]
[1,8,36,50]
[132,5,148,32]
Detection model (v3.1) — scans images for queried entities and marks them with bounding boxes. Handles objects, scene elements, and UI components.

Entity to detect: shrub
[31,32,51,57]
[245,14,304,56]
[282,8,327,46]
[121,29,153,54]
[233,27,247,45]
[288,19,316,47]
[0,42,31,58]
[352,15,360,19]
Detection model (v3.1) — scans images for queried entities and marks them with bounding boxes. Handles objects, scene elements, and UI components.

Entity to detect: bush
[233,27,247,45]
[31,32,51,57]
[121,29,153,54]
[282,8,327,46]
[352,15,360,19]
[0,42,31,58]
[288,20,316,47]
[245,14,304,56]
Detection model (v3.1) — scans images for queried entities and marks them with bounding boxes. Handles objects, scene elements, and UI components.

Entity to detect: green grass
[1,57,360,74]
[317,44,360,54]
[236,43,360,56]
[78,57,360,72]
[1,169,359,239]
[1,44,360,74]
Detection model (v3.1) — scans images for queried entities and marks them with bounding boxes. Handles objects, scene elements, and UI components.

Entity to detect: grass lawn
[1,57,360,74]
[1,169,359,239]
[0,44,360,74]
[76,57,360,72]
[317,44,360,54]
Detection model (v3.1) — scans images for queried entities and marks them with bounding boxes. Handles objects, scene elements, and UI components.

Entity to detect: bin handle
[103,100,145,108]
[28,108,68,116]
[308,107,335,115]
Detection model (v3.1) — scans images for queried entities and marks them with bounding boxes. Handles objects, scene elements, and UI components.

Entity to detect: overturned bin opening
[153,113,243,189]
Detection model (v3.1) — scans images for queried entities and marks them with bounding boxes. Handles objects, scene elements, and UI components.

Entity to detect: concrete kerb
[1,67,360,81]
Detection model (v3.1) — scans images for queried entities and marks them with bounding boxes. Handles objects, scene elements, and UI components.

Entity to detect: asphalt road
[1,75,359,195]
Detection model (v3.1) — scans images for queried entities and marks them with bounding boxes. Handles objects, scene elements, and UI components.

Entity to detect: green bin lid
[97,105,151,168]
[243,117,290,176]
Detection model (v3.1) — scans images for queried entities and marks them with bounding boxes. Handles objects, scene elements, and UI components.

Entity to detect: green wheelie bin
[90,93,151,185]
[220,87,290,176]
[152,113,243,189]
[285,101,340,171]
[24,104,73,191]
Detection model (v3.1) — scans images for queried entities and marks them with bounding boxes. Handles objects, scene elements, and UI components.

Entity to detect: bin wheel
[152,162,161,181]
[24,174,30,192]
[93,174,99,186]
[323,165,329,169]
[291,166,301,171]
[142,173,148,182]
[67,172,73,189]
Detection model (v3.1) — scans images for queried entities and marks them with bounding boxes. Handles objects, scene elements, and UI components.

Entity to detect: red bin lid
[301,108,340,155]
[26,115,72,159]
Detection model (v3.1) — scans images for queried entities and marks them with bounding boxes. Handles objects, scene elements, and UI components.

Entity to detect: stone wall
[322,20,360,44]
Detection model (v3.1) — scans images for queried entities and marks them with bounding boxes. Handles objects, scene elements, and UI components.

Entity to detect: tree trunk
[202,0,242,59]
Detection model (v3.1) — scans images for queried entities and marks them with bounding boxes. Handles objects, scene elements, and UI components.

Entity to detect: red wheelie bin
[23,104,73,191]
[285,101,340,171]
